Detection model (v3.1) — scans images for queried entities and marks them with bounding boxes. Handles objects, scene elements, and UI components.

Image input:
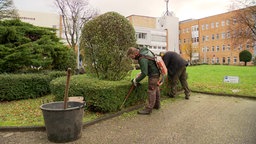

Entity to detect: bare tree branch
[54,0,98,50]
[0,0,18,19]
[228,0,256,48]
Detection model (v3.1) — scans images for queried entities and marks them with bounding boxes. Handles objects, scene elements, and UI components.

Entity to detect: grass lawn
[0,65,255,127]
[187,65,256,97]
[0,95,103,127]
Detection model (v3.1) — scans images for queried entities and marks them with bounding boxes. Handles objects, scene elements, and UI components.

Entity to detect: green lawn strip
[0,95,103,127]
[187,65,256,97]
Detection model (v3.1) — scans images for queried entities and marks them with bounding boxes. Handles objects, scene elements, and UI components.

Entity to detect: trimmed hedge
[50,74,148,113]
[50,74,178,113]
[0,71,66,101]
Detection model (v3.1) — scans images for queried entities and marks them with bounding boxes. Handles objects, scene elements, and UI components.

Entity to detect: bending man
[127,47,160,115]
[162,51,190,100]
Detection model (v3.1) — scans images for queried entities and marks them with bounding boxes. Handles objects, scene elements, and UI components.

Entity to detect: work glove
[131,78,137,87]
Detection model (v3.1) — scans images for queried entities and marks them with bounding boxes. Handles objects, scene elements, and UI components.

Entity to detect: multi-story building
[179,8,256,65]
[127,14,179,55]
[17,8,255,65]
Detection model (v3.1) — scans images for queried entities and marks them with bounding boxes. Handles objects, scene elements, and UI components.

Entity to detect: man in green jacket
[127,47,160,115]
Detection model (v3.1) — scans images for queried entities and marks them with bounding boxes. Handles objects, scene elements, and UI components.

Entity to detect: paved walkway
[1,93,256,144]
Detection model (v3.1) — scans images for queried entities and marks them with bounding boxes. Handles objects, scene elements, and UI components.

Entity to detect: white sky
[13,0,232,21]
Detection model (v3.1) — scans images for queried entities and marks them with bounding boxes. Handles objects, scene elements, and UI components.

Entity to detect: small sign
[224,76,239,83]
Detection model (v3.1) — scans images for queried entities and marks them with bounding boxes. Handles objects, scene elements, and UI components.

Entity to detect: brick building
[179,8,256,65]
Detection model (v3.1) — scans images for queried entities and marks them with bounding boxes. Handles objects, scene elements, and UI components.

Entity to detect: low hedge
[0,71,66,101]
[50,74,178,113]
[50,74,147,113]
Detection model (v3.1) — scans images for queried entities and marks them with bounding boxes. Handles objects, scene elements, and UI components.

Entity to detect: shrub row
[50,74,147,113]
[50,74,177,113]
[0,71,66,101]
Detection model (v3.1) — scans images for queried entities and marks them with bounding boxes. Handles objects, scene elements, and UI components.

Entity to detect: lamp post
[76,18,85,74]
[77,30,80,71]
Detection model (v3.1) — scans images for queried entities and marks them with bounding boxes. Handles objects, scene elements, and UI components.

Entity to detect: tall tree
[0,0,18,19]
[54,0,98,51]
[228,1,256,47]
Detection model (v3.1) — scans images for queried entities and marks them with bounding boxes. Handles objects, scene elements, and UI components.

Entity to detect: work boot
[153,103,160,110]
[167,93,176,98]
[137,108,152,115]
[185,95,190,100]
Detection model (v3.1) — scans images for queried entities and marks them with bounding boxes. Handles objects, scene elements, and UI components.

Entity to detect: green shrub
[50,73,183,113]
[50,74,147,113]
[81,12,136,81]
[239,50,252,66]
[0,71,66,101]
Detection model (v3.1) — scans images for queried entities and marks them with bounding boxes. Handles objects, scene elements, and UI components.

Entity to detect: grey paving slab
[1,93,256,144]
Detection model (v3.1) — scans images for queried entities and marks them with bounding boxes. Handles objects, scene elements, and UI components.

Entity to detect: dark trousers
[146,75,160,109]
[168,66,190,97]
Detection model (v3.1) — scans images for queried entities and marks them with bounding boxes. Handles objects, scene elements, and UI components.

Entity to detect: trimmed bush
[50,73,182,113]
[50,74,148,113]
[0,71,65,101]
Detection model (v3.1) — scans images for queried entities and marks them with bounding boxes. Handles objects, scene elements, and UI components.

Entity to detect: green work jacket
[135,47,160,83]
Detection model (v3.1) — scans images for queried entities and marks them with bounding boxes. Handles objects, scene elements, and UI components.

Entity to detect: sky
[13,0,232,21]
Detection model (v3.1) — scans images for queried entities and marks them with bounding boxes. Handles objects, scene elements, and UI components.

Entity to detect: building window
[239,44,243,50]
[227,57,230,64]
[202,36,205,42]
[211,22,215,28]
[227,44,230,50]
[216,22,219,28]
[212,46,215,51]
[221,32,226,39]
[206,46,209,52]
[246,43,250,49]
[221,20,225,26]
[212,57,215,64]
[222,57,226,63]
[136,33,147,39]
[233,18,237,24]
[184,39,186,43]
[202,47,206,52]
[212,34,215,40]
[234,57,237,64]
[216,57,219,63]
[202,25,205,30]
[206,36,209,41]
[216,46,220,51]
[226,19,230,25]
[192,37,199,43]
[226,31,230,38]
[206,24,209,30]
[222,45,225,51]
[216,34,219,40]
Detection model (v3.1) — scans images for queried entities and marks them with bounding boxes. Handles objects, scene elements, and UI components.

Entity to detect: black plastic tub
[40,101,85,143]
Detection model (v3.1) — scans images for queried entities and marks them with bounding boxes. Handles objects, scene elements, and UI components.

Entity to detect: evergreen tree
[0,19,76,73]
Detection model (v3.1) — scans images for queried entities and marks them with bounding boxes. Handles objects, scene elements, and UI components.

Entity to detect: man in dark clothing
[162,51,190,100]
[127,47,160,115]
